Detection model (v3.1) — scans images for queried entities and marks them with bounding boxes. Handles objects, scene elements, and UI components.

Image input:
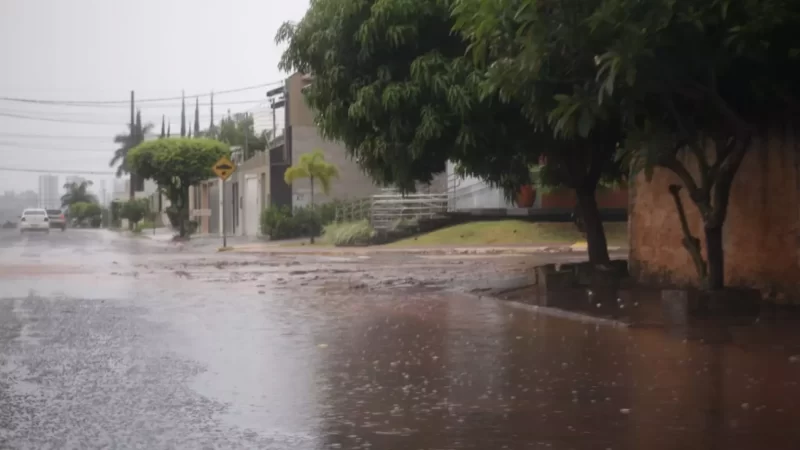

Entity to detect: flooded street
[0,229,798,449]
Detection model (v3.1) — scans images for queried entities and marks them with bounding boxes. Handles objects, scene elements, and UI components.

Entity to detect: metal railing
[335,192,449,230]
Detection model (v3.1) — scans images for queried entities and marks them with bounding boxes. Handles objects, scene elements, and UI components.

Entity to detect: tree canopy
[127,138,230,236]
[277,0,539,194]
[276,0,625,263]
[61,180,97,207]
[587,0,800,288]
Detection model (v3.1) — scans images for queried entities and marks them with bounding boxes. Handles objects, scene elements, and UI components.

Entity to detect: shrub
[120,199,150,226]
[322,220,376,246]
[260,203,340,240]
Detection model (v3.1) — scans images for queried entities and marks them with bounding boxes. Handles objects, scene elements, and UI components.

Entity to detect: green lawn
[387,220,628,248]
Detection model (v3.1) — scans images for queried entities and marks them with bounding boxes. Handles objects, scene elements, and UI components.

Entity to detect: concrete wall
[629,127,799,295]
[289,126,382,207]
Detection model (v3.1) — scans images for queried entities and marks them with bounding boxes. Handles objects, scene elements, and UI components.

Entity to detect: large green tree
[277,0,624,264]
[127,138,230,237]
[583,0,800,289]
[452,0,628,263]
[61,180,97,207]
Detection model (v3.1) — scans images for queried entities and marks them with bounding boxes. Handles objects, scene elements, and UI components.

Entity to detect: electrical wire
[0,133,115,140]
[0,99,268,110]
[0,166,117,175]
[0,142,113,153]
[0,81,283,106]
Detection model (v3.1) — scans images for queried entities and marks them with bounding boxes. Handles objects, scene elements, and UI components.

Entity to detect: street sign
[212,156,236,181]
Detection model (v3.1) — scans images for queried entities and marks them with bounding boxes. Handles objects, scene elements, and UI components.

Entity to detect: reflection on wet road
[0,229,798,449]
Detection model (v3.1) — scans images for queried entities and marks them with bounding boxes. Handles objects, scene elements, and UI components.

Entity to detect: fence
[335,193,449,230]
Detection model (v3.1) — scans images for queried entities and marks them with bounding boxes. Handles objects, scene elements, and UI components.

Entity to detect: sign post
[212,156,237,248]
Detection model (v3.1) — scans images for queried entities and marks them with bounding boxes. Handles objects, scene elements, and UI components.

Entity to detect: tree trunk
[704,225,724,290]
[128,175,135,230]
[309,176,315,244]
[178,187,189,238]
[575,187,610,265]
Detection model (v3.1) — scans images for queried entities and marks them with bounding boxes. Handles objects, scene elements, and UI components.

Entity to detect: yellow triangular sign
[212,156,236,181]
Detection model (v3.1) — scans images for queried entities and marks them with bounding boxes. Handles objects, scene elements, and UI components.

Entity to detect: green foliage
[214,113,271,155]
[260,203,339,240]
[589,0,800,288]
[127,137,230,237]
[322,220,376,247]
[110,110,154,179]
[60,181,97,207]
[119,199,150,226]
[109,201,123,228]
[276,0,538,194]
[68,201,102,225]
[284,150,339,204]
[277,0,623,263]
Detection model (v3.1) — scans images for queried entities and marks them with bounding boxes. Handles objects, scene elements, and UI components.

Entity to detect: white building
[37,174,60,209]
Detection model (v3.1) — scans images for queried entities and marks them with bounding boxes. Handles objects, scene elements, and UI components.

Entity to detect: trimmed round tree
[127,138,230,237]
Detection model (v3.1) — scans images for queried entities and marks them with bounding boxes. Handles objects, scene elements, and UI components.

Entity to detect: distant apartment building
[37,174,60,209]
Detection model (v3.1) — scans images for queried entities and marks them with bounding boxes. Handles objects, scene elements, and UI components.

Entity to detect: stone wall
[629,127,799,296]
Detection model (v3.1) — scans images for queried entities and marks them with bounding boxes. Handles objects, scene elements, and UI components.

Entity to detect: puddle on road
[2,237,800,449]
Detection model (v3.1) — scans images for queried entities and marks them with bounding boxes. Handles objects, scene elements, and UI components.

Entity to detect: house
[279,73,385,208]
[187,72,385,238]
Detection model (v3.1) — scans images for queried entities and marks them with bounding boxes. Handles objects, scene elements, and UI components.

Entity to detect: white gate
[244,175,260,236]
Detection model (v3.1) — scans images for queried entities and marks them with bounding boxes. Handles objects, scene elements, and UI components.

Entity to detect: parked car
[46,209,67,231]
[19,208,50,233]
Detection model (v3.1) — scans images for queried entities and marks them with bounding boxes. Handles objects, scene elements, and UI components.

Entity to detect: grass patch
[387,220,628,247]
[322,220,376,246]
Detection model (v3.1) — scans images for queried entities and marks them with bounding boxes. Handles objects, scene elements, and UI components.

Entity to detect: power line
[0,166,117,175]
[0,81,283,106]
[0,143,112,153]
[0,112,122,125]
[0,133,115,140]
[0,99,268,110]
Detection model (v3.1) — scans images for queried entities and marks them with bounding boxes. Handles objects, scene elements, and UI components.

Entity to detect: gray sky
[0,0,309,194]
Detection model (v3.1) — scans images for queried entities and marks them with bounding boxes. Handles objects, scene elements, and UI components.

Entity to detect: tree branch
[668,184,708,287]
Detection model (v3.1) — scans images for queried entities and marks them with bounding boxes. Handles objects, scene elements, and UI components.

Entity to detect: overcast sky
[0,0,309,195]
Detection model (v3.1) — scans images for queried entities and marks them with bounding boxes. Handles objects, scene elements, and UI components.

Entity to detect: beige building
[282,73,384,208]
[188,72,387,237]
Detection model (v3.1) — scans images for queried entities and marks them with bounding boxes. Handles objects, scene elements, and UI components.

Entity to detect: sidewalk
[226,241,627,256]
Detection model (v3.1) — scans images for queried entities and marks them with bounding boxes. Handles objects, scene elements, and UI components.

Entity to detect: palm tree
[284,149,339,243]
[109,110,154,200]
[61,181,97,207]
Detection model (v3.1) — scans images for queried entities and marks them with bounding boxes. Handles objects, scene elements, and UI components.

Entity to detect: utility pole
[244,112,249,160]
[129,90,136,202]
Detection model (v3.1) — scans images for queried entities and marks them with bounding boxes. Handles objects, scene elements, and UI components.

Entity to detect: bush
[322,220,376,246]
[260,203,339,240]
[120,199,150,226]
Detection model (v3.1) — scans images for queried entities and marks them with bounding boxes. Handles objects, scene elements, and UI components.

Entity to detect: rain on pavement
[0,229,799,449]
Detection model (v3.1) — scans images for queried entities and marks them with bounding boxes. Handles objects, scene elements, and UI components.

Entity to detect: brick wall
[629,127,799,295]
[289,126,383,206]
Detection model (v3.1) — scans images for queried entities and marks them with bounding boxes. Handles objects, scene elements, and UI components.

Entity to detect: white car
[19,208,51,233]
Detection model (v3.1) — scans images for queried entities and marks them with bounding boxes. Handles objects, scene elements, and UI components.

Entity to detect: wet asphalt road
[1,229,800,449]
